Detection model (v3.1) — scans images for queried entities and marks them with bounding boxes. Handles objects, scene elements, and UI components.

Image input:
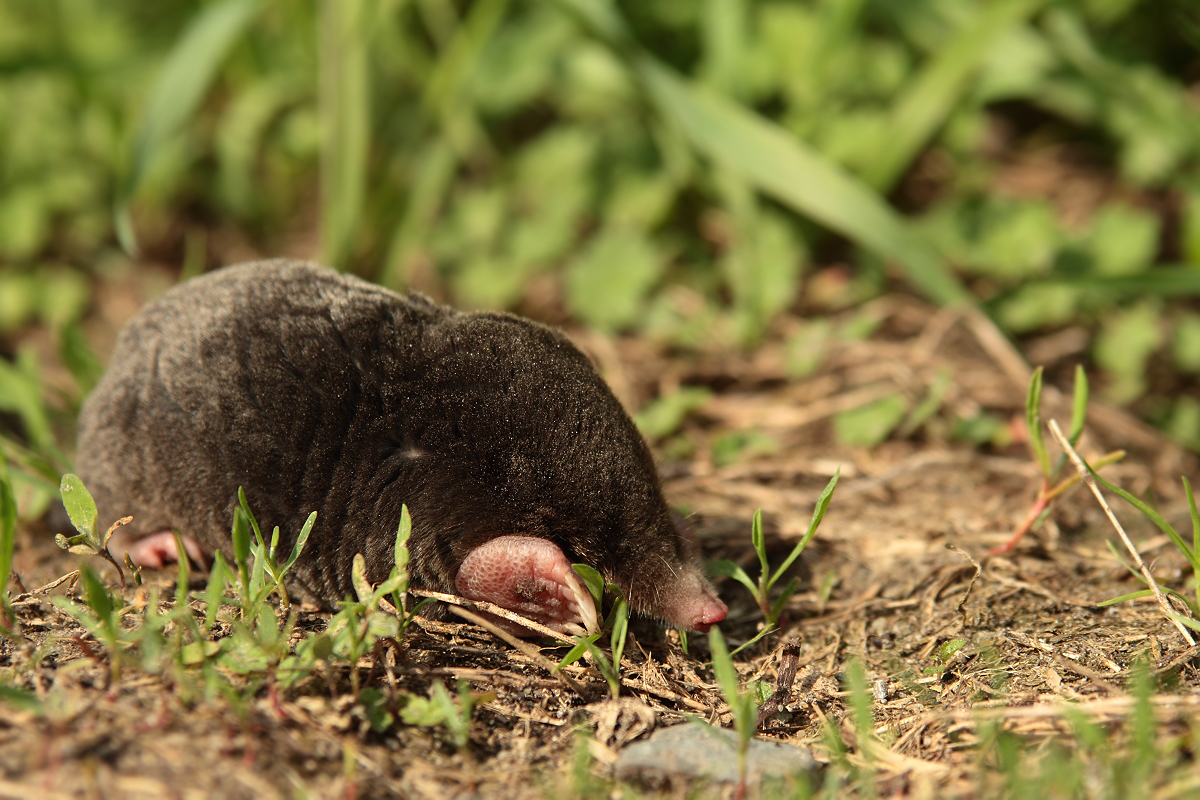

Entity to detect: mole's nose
[689,596,729,633]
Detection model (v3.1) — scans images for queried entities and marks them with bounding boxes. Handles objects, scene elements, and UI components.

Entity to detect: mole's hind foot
[455,535,599,637]
[109,529,209,571]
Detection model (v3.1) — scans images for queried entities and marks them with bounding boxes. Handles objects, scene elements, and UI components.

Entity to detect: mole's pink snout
[660,569,728,632]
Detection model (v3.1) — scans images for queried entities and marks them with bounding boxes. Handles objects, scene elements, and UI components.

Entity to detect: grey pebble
[615,723,820,791]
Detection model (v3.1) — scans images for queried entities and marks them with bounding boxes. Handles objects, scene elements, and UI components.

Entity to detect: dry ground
[3,290,1200,799]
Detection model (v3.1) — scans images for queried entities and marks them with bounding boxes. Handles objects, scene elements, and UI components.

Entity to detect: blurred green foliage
[2,0,1200,446]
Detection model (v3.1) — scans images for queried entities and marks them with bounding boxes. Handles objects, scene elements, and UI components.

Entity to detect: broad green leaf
[565,227,662,331]
[1093,302,1163,404]
[633,387,711,440]
[1085,203,1160,277]
[59,474,98,540]
[1173,314,1200,374]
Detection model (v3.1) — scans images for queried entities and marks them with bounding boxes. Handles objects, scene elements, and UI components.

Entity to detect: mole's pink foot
[456,535,599,637]
[114,530,208,570]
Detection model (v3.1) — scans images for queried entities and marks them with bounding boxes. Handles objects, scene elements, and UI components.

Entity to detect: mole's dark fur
[76,260,721,627]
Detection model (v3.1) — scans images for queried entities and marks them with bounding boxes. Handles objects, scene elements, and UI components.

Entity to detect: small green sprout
[54,473,130,585]
[707,626,760,792]
[401,680,495,750]
[992,366,1123,553]
[709,470,839,629]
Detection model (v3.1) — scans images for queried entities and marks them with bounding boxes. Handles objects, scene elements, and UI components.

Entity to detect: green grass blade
[121,0,262,247]
[1025,366,1050,476]
[708,627,740,709]
[707,559,758,597]
[237,487,265,550]
[1185,477,1200,576]
[286,512,317,571]
[318,0,371,268]
[1096,474,1199,572]
[0,470,15,603]
[767,469,839,590]
[611,598,629,663]
[554,634,598,671]
[865,0,1046,191]
[1037,268,1200,294]
[1096,589,1153,607]
[636,61,969,307]
[750,509,769,590]
[1068,365,1089,446]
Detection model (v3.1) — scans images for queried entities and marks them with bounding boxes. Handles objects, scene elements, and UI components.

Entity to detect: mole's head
[393,311,727,636]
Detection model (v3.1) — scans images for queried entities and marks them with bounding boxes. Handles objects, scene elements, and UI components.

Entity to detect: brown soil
[3,292,1200,799]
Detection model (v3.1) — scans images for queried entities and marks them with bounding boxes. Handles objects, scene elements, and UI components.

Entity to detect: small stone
[615,723,819,791]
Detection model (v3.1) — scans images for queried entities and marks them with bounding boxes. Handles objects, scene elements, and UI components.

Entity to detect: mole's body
[75,260,726,634]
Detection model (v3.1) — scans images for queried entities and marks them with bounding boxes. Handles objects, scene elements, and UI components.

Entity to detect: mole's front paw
[455,535,600,637]
[114,530,209,570]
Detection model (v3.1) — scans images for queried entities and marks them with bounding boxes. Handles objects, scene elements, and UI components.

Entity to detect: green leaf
[237,487,266,550]
[1096,474,1199,572]
[750,509,768,592]
[1085,203,1161,277]
[1096,589,1154,607]
[768,469,838,590]
[231,506,251,571]
[555,633,600,671]
[1026,366,1050,476]
[286,512,317,571]
[635,61,970,307]
[707,559,758,597]
[1068,365,1089,446]
[768,577,799,625]
[401,693,447,727]
[565,227,663,331]
[122,0,262,248]
[0,471,15,603]
[351,553,372,604]
[865,0,1047,190]
[609,597,628,674]
[1186,477,1200,575]
[0,685,42,715]
[80,564,113,620]
[633,388,711,440]
[834,394,908,447]
[394,505,412,573]
[572,563,605,610]
[59,474,98,541]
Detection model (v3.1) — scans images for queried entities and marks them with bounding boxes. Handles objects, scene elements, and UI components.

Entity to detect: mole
[75,259,728,636]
